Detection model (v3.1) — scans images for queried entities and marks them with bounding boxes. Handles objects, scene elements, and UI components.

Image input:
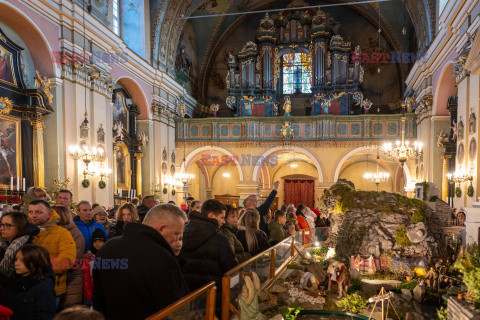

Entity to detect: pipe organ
[226,8,365,117]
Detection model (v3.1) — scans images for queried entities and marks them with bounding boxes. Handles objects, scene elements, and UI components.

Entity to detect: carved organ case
[226,8,364,116]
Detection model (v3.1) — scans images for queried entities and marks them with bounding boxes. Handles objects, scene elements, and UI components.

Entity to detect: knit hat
[91,228,107,243]
[92,206,107,218]
[90,228,107,255]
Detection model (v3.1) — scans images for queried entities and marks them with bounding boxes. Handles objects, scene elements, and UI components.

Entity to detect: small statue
[238,271,265,320]
[451,120,458,141]
[139,132,149,147]
[300,271,320,293]
[469,111,476,134]
[321,100,330,115]
[327,260,350,299]
[424,267,438,289]
[361,99,372,114]
[405,97,415,113]
[282,121,293,138]
[243,96,254,116]
[35,70,56,104]
[113,122,123,140]
[273,103,279,116]
[437,130,449,147]
[211,104,220,117]
[228,52,236,65]
[177,103,185,118]
[283,96,292,116]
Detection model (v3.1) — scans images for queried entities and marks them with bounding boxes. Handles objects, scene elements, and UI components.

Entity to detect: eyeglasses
[0,223,15,229]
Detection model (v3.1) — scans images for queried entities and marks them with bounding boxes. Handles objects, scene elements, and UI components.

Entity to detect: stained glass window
[282,52,312,94]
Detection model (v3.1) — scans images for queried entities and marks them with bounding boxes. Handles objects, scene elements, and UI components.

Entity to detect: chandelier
[69,142,105,178]
[447,169,473,184]
[363,154,390,187]
[383,116,423,165]
[174,171,195,185]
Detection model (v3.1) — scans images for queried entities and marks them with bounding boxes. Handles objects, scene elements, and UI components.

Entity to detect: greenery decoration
[456,187,462,198]
[172,189,176,196]
[437,306,448,320]
[468,185,474,197]
[415,181,430,201]
[98,180,106,189]
[336,293,367,313]
[454,244,480,304]
[395,225,413,247]
[284,307,302,320]
[82,179,90,188]
[163,187,168,194]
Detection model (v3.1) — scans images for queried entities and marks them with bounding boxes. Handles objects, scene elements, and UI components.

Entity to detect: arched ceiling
[150,0,435,100]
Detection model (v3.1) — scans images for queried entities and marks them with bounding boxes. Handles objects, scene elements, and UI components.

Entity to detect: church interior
[1,0,480,319]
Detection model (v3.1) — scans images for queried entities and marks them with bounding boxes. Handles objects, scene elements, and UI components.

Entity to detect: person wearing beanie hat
[92,207,114,235]
[83,228,107,306]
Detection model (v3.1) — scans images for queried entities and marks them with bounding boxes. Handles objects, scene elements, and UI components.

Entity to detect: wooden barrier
[145,282,217,320]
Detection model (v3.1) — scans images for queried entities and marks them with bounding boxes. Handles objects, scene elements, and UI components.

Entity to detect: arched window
[122,0,145,57]
[282,52,312,94]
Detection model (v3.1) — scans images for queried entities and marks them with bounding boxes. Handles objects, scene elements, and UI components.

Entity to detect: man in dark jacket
[93,204,188,320]
[136,195,156,222]
[179,199,237,309]
[243,181,279,235]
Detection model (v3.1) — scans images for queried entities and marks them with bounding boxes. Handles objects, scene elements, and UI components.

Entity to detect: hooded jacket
[73,216,107,253]
[33,211,76,296]
[93,223,188,320]
[179,211,238,291]
[61,221,85,307]
[220,223,250,263]
[3,270,56,320]
[0,223,39,276]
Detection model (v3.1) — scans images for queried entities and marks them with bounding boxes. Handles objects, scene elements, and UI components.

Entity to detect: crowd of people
[0,183,331,320]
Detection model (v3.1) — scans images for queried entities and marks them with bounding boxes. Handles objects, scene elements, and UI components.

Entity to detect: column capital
[30,119,45,131]
[441,154,452,161]
[134,153,144,160]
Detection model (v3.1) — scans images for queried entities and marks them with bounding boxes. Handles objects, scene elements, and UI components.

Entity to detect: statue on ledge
[211,104,220,117]
[283,96,291,116]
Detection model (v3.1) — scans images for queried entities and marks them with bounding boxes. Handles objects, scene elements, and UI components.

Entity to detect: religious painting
[175,21,198,94]
[0,45,16,87]
[113,91,128,133]
[115,143,130,190]
[0,115,21,188]
[170,164,176,176]
[470,138,477,161]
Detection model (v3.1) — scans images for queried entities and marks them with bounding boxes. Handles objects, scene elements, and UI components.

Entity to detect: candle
[23,178,25,192]
[133,189,136,198]
[16,177,19,191]
[10,177,13,191]
[119,188,122,197]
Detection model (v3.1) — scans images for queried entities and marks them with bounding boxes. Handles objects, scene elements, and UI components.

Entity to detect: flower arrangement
[48,178,71,200]
[0,195,24,205]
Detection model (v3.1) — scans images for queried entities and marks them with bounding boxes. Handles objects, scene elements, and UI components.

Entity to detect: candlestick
[23,178,25,192]
[119,188,122,197]
[10,177,13,191]
[133,189,136,198]
[16,177,19,191]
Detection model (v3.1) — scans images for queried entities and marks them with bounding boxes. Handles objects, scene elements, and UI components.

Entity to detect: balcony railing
[175,114,417,143]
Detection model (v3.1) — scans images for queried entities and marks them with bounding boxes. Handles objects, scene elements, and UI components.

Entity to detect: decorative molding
[0,97,13,115]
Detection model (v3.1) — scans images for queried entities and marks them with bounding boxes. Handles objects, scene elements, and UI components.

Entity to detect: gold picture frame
[114,141,131,193]
[0,44,17,88]
[0,113,21,189]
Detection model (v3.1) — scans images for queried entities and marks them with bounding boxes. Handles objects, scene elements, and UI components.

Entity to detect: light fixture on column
[69,143,104,177]
[447,169,473,184]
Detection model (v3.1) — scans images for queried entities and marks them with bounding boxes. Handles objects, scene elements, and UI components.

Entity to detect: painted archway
[183,146,244,181]
[115,76,151,120]
[333,146,412,185]
[0,1,58,78]
[252,146,324,183]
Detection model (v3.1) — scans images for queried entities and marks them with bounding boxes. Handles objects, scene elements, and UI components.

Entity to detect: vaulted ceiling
[150,0,436,102]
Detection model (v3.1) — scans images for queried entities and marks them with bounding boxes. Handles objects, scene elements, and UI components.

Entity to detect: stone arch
[252,146,324,183]
[333,146,412,185]
[183,146,244,181]
[433,61,457,116]
[115,76,150,120]
[0,1,58,78]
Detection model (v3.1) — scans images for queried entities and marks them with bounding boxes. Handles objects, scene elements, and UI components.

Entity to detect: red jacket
[83,256,94,301]
[296,215,312,242]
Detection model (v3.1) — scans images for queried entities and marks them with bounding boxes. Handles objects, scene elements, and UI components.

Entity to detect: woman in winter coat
[3,244,56,320]
[221,206,250,263]
[108,203,138,239]
[0,212,39,277]
[53,206,85,308]
[92,207,114,235]
[236,208,270,257]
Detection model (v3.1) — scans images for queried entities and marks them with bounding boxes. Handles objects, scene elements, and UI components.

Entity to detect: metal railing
[145,282,216,320]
